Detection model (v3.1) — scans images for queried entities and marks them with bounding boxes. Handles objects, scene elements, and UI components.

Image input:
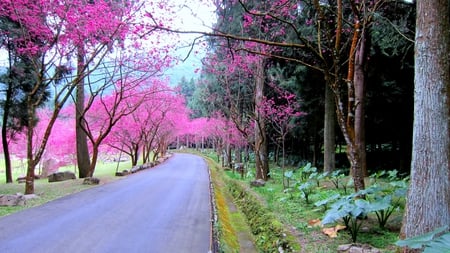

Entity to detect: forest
[0,0,448,252]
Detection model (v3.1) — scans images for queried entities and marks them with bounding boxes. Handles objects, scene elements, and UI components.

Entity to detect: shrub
[225,178,300,252]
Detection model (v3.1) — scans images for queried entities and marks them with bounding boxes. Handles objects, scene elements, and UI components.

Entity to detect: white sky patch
[165,0,217,85]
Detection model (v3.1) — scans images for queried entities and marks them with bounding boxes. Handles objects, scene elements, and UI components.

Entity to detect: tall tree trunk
[235,148,242,163]
[2,85,13,183]
[354,29,368,177]
[25,98,36,194]
[226,142,232,168]
[331,17,366,193]
[254,58,269,180]
[401,0,450,249]
[324,83,336,173]
[76,47,91,178]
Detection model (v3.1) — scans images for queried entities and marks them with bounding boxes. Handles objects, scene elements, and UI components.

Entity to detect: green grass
[0,159,134,217]
[225,165,403,252]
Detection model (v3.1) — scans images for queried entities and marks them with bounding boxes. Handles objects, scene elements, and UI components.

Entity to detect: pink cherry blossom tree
[260,84,304,186]
[104,80,186,165]
[0,0,180,193]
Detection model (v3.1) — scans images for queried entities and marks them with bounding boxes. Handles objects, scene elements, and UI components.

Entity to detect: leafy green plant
[375,188,405,228]
[309,171,328,187]
[341,177,354,195]
[321,190,392,242]
[363,178,407,229]
[328,170,346,189]
[299,162,317,181]
[396,226,450,253]
[314,193,341,211]
[369,170,387,184]
[322,195,363,242]
[297,181,315,204]
[284,170,295,189]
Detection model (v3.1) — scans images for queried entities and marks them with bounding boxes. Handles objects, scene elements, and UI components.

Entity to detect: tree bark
[354,29,368,177]
[131,143,139,166]
[75,47,91,178]
[401,0,450,248]
[25,96,36,194]
[324,83,336,173]
[87,145,100,177]
[2,83,13,183]
[254,57,269,180]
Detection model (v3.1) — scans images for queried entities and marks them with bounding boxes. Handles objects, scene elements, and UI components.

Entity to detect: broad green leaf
[302,163,311,171]
[284,170,294,178]
[314,193,341,207]
[396,226,449,249]
[370,196,392,212]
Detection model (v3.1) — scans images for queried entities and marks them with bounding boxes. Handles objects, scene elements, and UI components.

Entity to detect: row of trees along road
[172,0,449,249]
[0,0,186,194]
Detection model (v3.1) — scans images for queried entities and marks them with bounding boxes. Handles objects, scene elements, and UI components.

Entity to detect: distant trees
[172,0,416,188]
[106,81,187,166]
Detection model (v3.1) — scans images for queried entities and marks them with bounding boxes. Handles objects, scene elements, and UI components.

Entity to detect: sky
[164,0,217,86]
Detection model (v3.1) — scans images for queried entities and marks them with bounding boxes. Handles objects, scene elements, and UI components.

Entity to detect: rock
[41,158,59,177]
[21,193,39,200]
[361,226,370,233]
[82,177,100,185]
[16,175,40,183]
[16,176,26,184]
[115,170,129,177]
[337,244,381,253]
[0,194,26,206]
[130,166,140,173]
[250,179,266,187]
[48,171,76,182]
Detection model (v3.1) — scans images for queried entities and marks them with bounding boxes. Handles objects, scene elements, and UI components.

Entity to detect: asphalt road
[0,153,212,253]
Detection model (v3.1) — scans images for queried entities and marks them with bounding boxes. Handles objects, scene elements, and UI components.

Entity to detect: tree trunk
[354,29,368,177]
[226,142,232,168]
[87,145,100,177]
[401,0,450,248]
[2,85,13,183]
[235,148,242,163]
[25,99,36,194]
[331,17,366,193]
[324,83,336,173]
[76,47,91,178]
[254,58,269,180]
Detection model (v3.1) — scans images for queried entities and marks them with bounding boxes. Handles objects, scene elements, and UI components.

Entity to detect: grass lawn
[0,159,134,217]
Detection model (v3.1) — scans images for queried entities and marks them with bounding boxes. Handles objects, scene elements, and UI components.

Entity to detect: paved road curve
[0,153,212,253]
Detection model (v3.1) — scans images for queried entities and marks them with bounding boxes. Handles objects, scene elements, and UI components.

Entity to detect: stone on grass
[0,194,26,206]
[115,170,129,177]
[250,179,266,187]
[337,244,381,253]
[16,175,40,184]
[48,171,76,182]
[16,176,26,184]
[41,158,59,177]
[83,177,100,185]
